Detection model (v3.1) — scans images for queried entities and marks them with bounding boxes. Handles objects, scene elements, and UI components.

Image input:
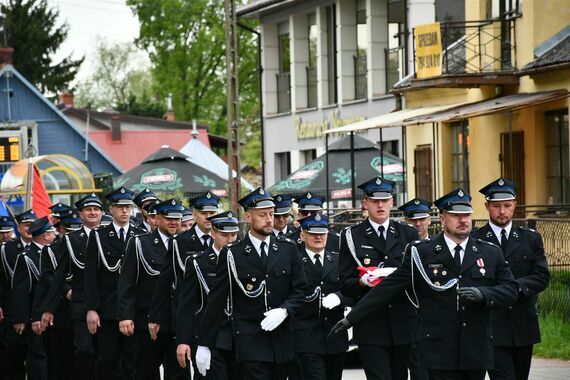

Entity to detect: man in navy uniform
[176,211,240,379]
[289,192,340,253]
[12,216,57,380]
[331,188,520,380]
[472,178,550,380]
[0,216,18,377]
[398,197,433,380]
[180,209,194,233]
[133,188,159,232]
[41,193,103,379]
[289,214,348,380]
[148,192,220,346]
[49,202,72,234]
[84,187,145,380]
[338,177,418,380]
[119,198,186,379]
[33,209,81,380]
[0,209,37,379]
[399,198,433,241]
[272,194,294,237]
[195,188,307,380]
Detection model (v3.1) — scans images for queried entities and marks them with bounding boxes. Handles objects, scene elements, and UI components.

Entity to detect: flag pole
[24,143,37,210]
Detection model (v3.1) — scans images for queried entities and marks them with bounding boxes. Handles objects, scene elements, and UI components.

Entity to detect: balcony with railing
[405,18,520,91]
[276,72,291,113]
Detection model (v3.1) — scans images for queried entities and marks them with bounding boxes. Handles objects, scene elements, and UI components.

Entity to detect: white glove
[260,308,288,331]
[321,293,341,309]
[360,272,382,287]
[195,345,211,376]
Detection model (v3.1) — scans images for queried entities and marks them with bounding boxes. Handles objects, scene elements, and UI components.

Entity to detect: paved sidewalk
[527,357,570,380]
[342,357,570,379]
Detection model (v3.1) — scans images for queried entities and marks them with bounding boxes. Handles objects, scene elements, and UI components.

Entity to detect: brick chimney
[111,115,122,141]
[0,47,14,67]
[59,91,74,108]
[165,93,175,121]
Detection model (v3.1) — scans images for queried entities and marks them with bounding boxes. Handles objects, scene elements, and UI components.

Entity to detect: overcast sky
[50,0,141,82]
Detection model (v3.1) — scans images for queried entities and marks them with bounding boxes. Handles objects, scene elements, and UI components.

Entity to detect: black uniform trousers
[289,352,344,380]
[1,325,28,380]
[19,327,47,380]
[73,319,96,380]
[428,369,486,380]
[358,344,410,380]
[44,325,74,380]
[134,330,184,380]
[489,345,533,380]
[94,318,136,380]
[240,361,289,380]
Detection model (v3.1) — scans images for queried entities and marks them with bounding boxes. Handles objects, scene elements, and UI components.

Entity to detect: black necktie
[260,242,268,268]
[500,229,508,250]
[378,225,386,246]
[202,235,211,249]
[454,245,462,270]
[278,231,284,236]
[119,228,125,243]
[314,253,322,272]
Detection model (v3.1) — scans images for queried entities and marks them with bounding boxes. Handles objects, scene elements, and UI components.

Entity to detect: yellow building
[391,0,570,218]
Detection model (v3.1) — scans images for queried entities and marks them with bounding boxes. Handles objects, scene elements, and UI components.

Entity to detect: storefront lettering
[295,110,365,140]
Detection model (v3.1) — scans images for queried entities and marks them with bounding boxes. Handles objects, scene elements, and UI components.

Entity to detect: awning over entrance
[401,90,569,125]
[322,104,463,134]
[0,154,100,195]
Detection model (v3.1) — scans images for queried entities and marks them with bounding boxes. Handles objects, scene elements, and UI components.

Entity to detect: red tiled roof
[89,130,209,172]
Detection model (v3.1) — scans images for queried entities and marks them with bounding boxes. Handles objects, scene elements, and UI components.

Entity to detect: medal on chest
[477,258,485,276]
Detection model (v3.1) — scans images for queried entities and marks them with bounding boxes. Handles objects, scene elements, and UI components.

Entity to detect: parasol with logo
[114,146,227,196]
[269,135,403,200]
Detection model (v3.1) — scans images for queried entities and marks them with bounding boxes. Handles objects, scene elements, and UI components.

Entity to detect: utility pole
[225,0,241,216]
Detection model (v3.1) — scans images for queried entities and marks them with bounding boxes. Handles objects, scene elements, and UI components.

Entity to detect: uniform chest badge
[109,231,115,237]
[486,231,493,238]
[472,245,478,252]
[80,232,85,238]
[154,238,159,244]
[246,283,253,291]
[272,243,278,251]
[245,245,252,253]
[363,257,371,265]
[434,244,442,252]
[251,277,256,282]
[477,258,486,276]
[512,231,519,238]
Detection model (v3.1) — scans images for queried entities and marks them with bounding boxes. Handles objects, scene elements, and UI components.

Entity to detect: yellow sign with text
[415,22,442,78]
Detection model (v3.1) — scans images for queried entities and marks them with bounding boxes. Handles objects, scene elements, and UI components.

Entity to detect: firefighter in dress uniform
[41,193,103,379]
[338,177,418,380]
[331,188,520,380]
[195,188,308,380]
[12,216,57,380]
[148,192,220,351]
[84,187,146,380]
[118,198,187,379]
[472,178,550,380]
[176,211,241,379]
[289,214,349,380]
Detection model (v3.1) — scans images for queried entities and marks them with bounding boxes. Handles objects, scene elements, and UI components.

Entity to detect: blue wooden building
[0,64,121,177]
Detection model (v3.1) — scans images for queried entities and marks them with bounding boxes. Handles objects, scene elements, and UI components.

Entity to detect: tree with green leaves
[0,0,83,94]
[126,0,261,167]
[75,38,166,118]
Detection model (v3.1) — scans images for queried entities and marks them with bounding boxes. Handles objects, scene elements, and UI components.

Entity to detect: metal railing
[306,66,317,108]
[276,72,291,113]
[413,19,517,77]
[353,54,367,99]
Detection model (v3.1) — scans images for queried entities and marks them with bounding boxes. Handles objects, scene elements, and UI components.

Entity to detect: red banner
[32,164,51,218]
